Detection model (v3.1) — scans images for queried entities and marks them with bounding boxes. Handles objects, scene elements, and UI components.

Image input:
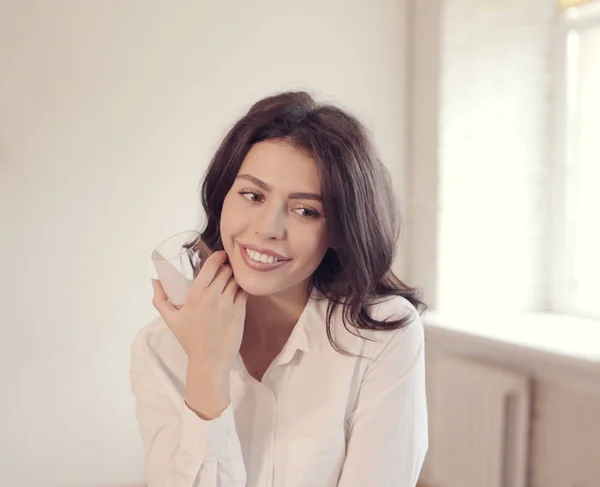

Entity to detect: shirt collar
[275,290,322,363]
[234,290,328,374]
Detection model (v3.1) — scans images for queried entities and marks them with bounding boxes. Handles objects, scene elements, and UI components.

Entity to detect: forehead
[238,140,321,191]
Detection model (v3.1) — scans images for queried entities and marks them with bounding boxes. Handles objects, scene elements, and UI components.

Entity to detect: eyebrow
[236,174,322,202]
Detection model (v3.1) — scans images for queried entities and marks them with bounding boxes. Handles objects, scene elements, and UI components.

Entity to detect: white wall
[0,1,410,486]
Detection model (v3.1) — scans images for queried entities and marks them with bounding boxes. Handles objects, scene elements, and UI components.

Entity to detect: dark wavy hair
[190,91,425,354]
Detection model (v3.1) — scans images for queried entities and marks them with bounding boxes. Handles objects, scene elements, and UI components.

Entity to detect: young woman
[130,91,428,487]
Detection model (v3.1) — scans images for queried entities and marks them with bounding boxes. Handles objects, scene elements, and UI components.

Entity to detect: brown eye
[293,207,320,219]
[239,190,263,203]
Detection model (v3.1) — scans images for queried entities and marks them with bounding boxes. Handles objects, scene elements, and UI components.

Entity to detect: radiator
[424,353,531,487]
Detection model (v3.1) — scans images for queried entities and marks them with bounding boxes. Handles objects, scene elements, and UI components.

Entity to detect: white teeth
[245,248,279,264]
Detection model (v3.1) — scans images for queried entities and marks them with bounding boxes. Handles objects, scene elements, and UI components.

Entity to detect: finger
[151,279,178,324]
[233,287,248,307]
[222,275,239,302]
[188,251,227,292]
[209,265,234,295]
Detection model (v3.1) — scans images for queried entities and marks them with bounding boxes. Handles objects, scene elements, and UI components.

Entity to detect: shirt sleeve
[337,312,429,487]
[130,336,247,487]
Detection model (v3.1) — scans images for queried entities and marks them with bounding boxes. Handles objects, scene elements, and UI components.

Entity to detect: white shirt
[130,293,428,487]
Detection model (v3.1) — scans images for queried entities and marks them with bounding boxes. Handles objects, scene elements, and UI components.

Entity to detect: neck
[244,283,310,345]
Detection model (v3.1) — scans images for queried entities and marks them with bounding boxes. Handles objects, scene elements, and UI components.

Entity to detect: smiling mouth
[244,247,285,264]
[238,243,292,272]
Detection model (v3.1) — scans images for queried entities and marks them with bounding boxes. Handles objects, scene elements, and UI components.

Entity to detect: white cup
[151,230,201,307]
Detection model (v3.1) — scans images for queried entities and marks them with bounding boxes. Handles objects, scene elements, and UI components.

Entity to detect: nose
[252,202,287,240]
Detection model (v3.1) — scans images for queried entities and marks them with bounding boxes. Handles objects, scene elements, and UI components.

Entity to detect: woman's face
[220,140,330,298]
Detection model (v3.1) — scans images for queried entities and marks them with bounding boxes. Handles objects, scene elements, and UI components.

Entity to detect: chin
[233,272,301,298]
[237,282,284,297]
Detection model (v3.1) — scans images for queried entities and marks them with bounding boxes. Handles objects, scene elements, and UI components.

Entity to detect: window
[411,0,600,322]
[433,0,553,314]
[555,2,600,318]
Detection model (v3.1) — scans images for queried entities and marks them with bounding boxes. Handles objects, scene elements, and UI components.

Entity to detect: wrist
[186,359,231,383]
[185,366,231,420]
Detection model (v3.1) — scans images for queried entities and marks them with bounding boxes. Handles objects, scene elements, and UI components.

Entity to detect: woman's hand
[152,251,248,377]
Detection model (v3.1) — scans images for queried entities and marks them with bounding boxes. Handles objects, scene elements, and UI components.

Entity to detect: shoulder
[130,316,186,376]
[368,294,421,325]
[131,316,170,356]
[324,294,424,360]
[359,296,426,385]
[367,295,425,356]
[129,317,188,407]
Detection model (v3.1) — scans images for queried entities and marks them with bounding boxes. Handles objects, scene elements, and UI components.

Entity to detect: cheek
[219,193,239,235]
[219,201,241,255]
[292,224,330,263]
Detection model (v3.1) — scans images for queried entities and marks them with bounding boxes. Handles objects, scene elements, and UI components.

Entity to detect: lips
[237,242,292,272]
[240,243,290,261]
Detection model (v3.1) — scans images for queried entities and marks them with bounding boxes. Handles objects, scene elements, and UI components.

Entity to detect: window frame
[551,1,600,318]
